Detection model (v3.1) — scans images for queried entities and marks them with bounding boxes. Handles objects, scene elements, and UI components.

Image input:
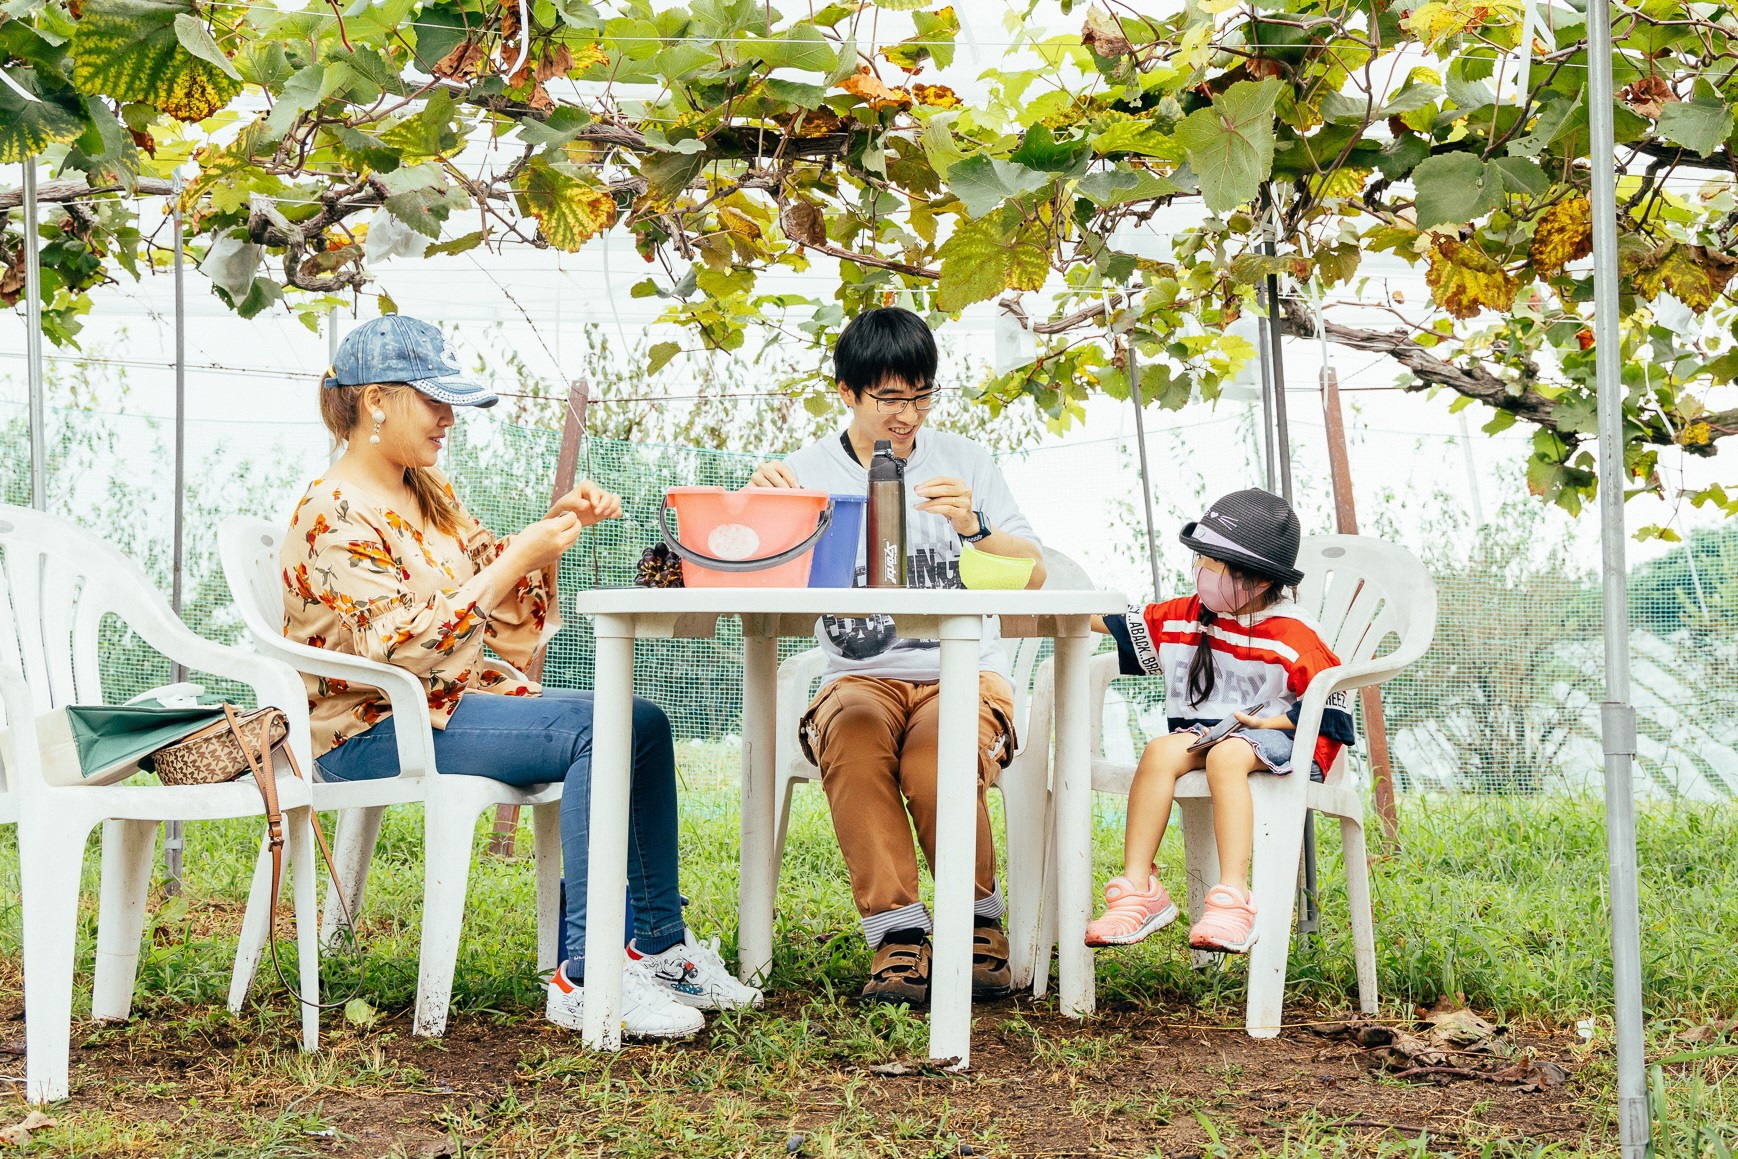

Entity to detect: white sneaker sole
[1188,928,1259,954]
[667,989,765,1012]
[1086,902,1179,946]
[546,991,704,1039]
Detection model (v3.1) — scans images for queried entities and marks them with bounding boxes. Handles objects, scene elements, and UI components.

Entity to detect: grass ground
[0,787,1735,1157]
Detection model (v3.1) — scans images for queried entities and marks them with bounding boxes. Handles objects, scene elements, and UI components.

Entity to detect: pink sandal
[1085,875,1178,946]
[1188,884,1260,953]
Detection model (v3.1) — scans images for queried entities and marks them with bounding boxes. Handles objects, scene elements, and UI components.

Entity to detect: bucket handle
[657,500,834,573]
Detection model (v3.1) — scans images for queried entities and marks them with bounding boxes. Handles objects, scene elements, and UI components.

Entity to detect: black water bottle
[865,440,907,587]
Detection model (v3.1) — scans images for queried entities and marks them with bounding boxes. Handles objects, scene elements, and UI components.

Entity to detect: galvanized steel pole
[22,163,46,511]
[1585,2,1650,1151]
[166,177,188,896]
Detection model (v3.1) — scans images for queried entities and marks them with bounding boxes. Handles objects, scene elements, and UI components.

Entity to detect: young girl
[1085,489,1356,954]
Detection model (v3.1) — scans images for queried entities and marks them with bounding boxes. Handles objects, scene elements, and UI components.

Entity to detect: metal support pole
[22,163,46,511]
[1125,321,1163,600]
[1257,187,1311,930]
[165,178,188,896]
[1261,192,1295,507]
[1586,1,1650,1150]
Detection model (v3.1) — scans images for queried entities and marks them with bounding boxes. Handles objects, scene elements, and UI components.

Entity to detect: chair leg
[321,806,384,946]
[20,831,87,1103]
[91,819,157,1023]
[412,804,479,1038]
[1031,805,1058,1000]
[285,806,321,1051]
[531,802,562,973]
[1178,798,1220,970]
[228,831,277,1013]
[1003,784,1047,992]
[1340,815,1379,1016]
[1244,790,1307,1039]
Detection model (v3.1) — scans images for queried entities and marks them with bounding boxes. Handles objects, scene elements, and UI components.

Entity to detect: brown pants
[801,673,1016,943]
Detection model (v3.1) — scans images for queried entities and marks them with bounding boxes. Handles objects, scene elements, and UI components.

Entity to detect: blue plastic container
[807,493,867,587]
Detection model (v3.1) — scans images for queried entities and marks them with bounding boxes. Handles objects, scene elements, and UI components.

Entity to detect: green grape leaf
[1411,151,1501,228]
[1174,79,1280,213]
[72,0,242,122]
[945,155,1050,219]
[1657,93,1734,158]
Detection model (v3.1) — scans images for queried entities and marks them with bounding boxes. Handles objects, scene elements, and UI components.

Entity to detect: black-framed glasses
[867,392,935,415]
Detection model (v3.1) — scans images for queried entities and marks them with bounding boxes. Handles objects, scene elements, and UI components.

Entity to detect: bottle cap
[874,439,892,454]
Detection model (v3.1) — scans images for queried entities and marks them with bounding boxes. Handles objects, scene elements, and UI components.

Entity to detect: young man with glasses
[749,306,1046,1005]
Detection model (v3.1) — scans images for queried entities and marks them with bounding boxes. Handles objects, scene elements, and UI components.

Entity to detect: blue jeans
[316,688,686,973]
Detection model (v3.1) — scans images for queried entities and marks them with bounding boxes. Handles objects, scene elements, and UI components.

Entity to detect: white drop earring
[369,408,385,446]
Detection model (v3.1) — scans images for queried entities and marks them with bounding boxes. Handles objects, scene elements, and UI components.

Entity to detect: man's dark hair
[833,306,938,398]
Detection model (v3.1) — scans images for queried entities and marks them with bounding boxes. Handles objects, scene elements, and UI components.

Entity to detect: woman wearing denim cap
[282,315,760,1038]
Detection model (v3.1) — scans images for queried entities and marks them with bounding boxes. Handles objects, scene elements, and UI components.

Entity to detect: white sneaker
[545,959,705,1039]
[635,932,765,1011]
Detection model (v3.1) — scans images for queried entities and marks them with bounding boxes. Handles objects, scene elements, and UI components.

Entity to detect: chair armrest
[117,610,319,776]
[1289,652,1416,790]
[247,633,437,781]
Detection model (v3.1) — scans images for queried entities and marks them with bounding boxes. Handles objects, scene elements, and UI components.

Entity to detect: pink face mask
[1195,562,1260,615]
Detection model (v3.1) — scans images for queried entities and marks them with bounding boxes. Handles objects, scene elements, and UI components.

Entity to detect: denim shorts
[1176,724,1326,783]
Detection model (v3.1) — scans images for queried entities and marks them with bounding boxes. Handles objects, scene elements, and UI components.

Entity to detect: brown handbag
[155,703,361,1010]
[151,706,287,785]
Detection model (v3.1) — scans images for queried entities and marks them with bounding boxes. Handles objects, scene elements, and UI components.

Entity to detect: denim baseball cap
[322,316,498,408]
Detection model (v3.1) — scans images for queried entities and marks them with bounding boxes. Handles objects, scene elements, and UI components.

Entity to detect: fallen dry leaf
[0,1111,57,1148]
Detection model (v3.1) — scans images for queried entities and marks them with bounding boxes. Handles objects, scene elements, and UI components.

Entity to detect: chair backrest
[0,665,30,821]
[0,504,182,718]
[1006,547,1097,733]
[219,516,295,652]
[1294,535,1437,671]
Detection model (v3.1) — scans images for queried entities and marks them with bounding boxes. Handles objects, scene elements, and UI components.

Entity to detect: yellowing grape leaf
[1629,243,1735,312]
[910,83,961,108]
[937,212,1011,311]
[1005,221,1050,291]
[837,66,913,111]
[519,162,617,251]
[1529,196,1592,277]
[1425,239,1518,318]
[72,0,242,123]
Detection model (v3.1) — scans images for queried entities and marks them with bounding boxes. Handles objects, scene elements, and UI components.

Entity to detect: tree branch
[0,176,177,212]
[1280,300,1738,454]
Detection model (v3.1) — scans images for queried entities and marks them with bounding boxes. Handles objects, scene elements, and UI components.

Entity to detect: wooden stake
[488,380,591,857]
[1321,367,1399,842]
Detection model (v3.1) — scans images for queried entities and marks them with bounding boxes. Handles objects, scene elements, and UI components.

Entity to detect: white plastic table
[571,586,1126,1067]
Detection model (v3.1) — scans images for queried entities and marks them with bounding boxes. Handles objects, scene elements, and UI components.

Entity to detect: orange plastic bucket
[659,486,833,588]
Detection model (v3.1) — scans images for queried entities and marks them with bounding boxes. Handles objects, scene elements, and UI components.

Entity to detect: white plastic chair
[1033,534,1437,1036]
[763,549,1096,991]
[0,506,321,1103]
[219,516,564,1038]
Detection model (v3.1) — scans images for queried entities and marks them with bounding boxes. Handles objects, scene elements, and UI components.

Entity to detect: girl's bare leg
[1122,733,1206,881]
[1203,739,1264,887]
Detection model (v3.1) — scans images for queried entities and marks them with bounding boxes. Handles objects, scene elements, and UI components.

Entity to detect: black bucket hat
[1179,489,1304,586]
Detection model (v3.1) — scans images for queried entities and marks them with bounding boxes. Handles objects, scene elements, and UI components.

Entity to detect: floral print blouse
[282,472,559,756]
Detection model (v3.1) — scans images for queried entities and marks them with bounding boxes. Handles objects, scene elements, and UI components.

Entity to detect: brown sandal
[972,920,1014,1000]
[860,930,931,1007]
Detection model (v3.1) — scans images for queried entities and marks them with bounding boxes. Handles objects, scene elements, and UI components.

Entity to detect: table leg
[738,618,778,986]
[1052,623,1096,1018]
[929,615,984,1068]
[582,615,636,1050]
